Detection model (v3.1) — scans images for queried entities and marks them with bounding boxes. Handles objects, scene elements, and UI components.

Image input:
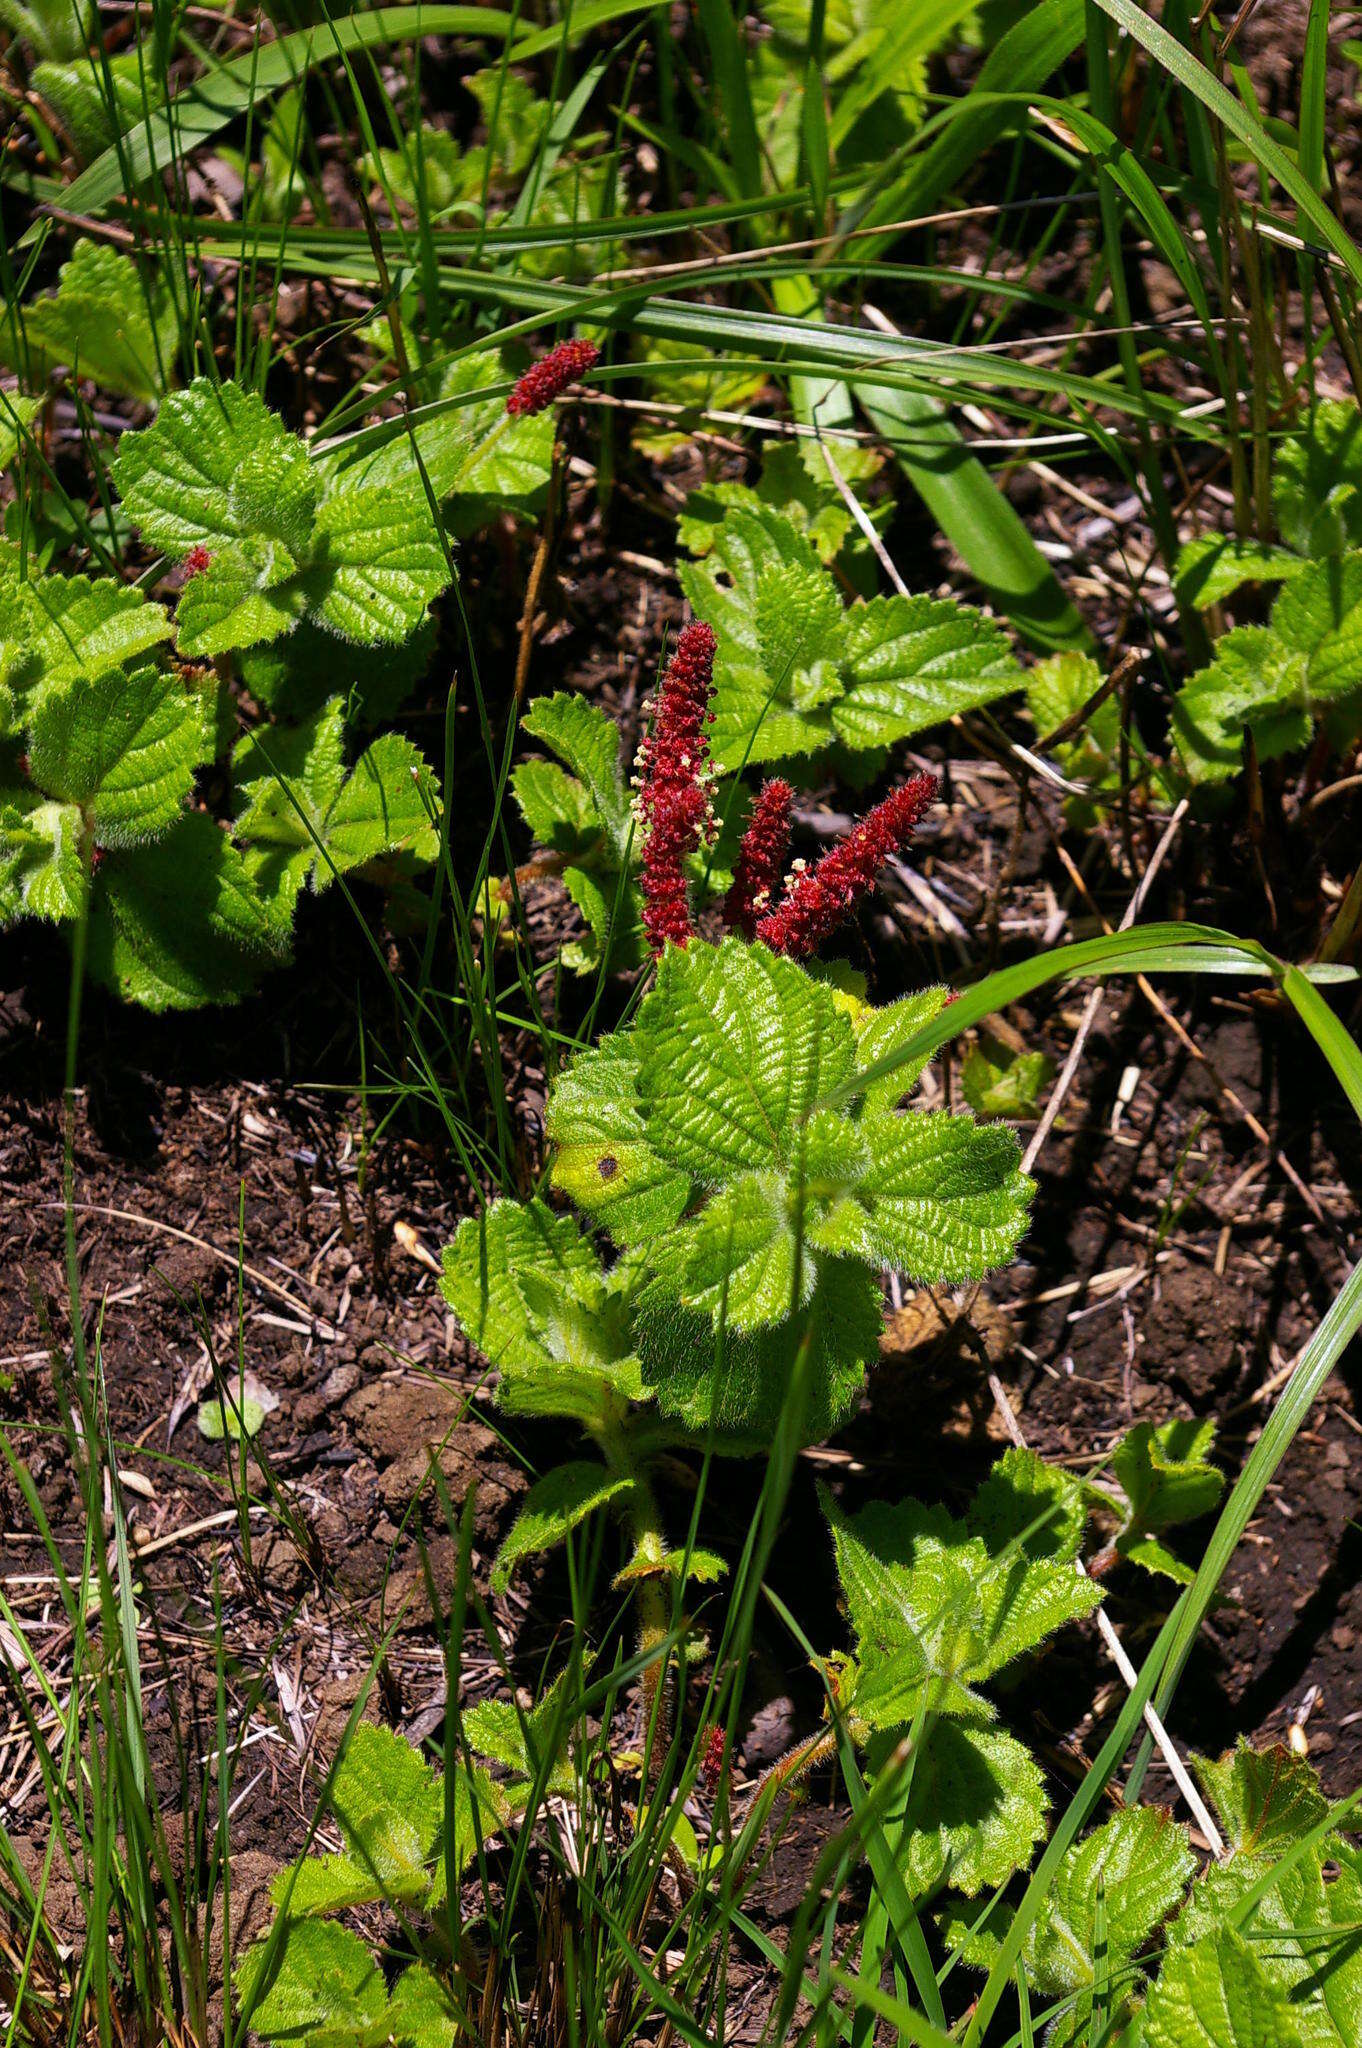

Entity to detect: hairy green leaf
[87,812,287,1010]
[490,1461,632,1594]
[825,1449,1100,1732]
[680,505,1017,770]
[28,665,208,846]
[1146,1927,1305,2048]
[0,242,178,402]
[0,790,85,922]
[441,1197,643,1423]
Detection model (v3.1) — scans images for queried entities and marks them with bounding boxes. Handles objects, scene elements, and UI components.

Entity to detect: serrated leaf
[1146,1927,1305,2048]
[636,938,855,1180]
[1108,1417,1223,1581]
[306,476,448,644]
[87,811,287,1011]
[234,709,436,901]
[825,1449,1100,1731]
[0,791,85,922]
[323,353,554,521]
[1174,533,1307,610]
[893,1721,1048,1898]
[1173,554,1362,784]
[519,692,631,850]
[385,1965,457,2048]
[636,1255,881,1441]
[548,942,1031,1434]
[463,1669,577,1802]
[1274,400,1362,558]
[854,1109,1033,1282]
[1,242,179,404]
[1195,1740,1330,1862]
[31,49,163,163]
[682,503,1017,769]
[441,1197,642,1423]
[235,1920,387,2043]
[28,665,208,846]
[547,1038,692,1243]
[490,1461,632,1594]
[849,985,950,1110]
[0,392,41,471]
[0,552,172,713]
[174,540,310,658]
[113,377,316,560]
[1170,1751,1362,2048]
[679,436,885,570]
[329,1722,443,1889]
[960,1039,1053,1117]
[271,1853,404,1918]
[832,590,1018,751]
[240,617,435,727]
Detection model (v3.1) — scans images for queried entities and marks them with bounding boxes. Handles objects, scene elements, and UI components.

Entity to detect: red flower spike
[724,777,793,938]
[756,771,939,960]
[700,1725,727,1794]
[184,544,212,578]
[638,620,717,957]
[506,338,600,418]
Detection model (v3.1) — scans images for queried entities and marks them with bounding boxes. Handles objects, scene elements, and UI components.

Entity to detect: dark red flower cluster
[637,621,716,955]
[506,338,600,418]
[183,544,212,578]
[755,772,939,960]
[724,777,792,938]
[700,1724,727,1794]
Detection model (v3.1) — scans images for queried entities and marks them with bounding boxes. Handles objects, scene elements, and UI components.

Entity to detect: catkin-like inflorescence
[700,1725,727,1794]
[638,619,717,955]
[756,771,938,959]
[506,338,600,417]
[183,544,212,578]
[724,778,793,938]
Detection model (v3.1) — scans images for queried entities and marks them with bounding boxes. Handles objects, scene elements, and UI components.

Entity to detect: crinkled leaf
[385,1965,457,2048]
[1196,1740,1331,1863]
[441,1197,642,1423]
[833,591,1018,751]
[1174,533,1307,610]
[1146,1927,1305,2048]
[324,353,554,519]
[1274,400,1362,558]
[174,541,310,659]
[490,1461,632,1594]
[1106,1417,1223,1581]
[1,242,178,403]
[547,1037,692,1243]
[235,1919,386,2044]
[851,1109,1033,1282]
[0,552,172,713]
[113,377,317,559]
[682,504,1016,769]
[240,617,435,727]
[892,1720,1047,1898]
[31,49,163,163]
[679,437,885,571]
[306,476,448,644]
[313,732,439,876]
[0,392,41,471]
[518,692,631,851]
[961,1040,1052,1117]
[87,811,287,1010]
[825,1449,1100,1730]
[28,665,208,846]
[635,938,855,1180]
[849,985,951,1111]
[328,1722,442,1889]
[637,1256,880,1441]
[0,791,85,922]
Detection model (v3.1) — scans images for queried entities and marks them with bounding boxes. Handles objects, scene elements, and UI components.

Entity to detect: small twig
[987,1376,1227,1859]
